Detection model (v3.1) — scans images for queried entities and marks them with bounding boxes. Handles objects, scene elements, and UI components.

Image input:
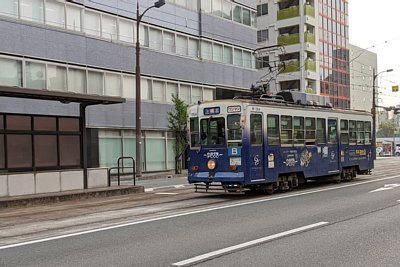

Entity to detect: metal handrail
[107,157,136,186]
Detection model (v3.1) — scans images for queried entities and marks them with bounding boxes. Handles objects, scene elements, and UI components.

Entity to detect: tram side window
[250,114,262,145]
[365,121,372,144]
[356,121,365,144]
[328,119,338,144]
[294,116,304,145]
[340,119,349,144]
[190,117,200,147]
[281,116,293,145]
[227,114,242,146]
[349,120,357,144]
[267,114,280,145]
[316,118,326,144]
[305,117,316,144]
[200,117,225,145]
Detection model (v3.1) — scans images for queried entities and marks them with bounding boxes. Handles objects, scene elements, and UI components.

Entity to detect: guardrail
[107,157,136,186]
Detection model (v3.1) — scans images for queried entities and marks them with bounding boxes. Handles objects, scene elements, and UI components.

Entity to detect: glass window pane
[191,86,202,104]
[222,1,232,19]
[7,115,31,130]
[179,84,191,104]
[59,135,81,166]
[213,43,223,62]
[234,49,243,66]
[20,0,44,23]
[176,35,188,56]
[47,65,67,91]
[152,80,166,102]
[146,139,166,171]
[122,75,135,98]
[242,8,251,25]
[223,46,233,64]
[139,24,149,47]
[212,0,222,16]
[85,11,101,37]
[59,117,79,132]
[1,0,19,18]
[201,41,212,60]
[317,118,326,144]
[99,137,122,167]
[201,0,212,13]
[66,4,82,31]
[149,28,162,50]
[68,68,86,94]
[45,0,65,28]
[105,73,121,97]
[0,115,3,129]
[250,114,262,145]
[26,62,45,89]
[243,51,251,68]
[203,88,214,101]
[7,135,32,168]
[0,58,22,87]
[163,31,175,53]
[267,115,280,145]
[87,71,103,95]
[166,82,178,103]
[141,78,152,100]
[102,14,117,41]
[188,38,199,58]
[187,0,198,10]
[34,116,56,131]
[34,135,58,167]
[119,19,134,43]
[167,139,175,169]
[233,5,242,23]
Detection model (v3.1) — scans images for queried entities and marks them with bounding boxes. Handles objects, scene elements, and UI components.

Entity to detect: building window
[257,3,268,16]
[149,28,162,50]
[176,35,188,56]
[122,75,135,99]
[0,58,22,87]
[101,14,118,41]
[1,0,19,18]
[105,73,121,97]
[119,19,134,43]
[87,71,104,95]
[166,82,178,103]
[68,68,86,94]
[257,29,269,43]
[85,11,101,37]
[163,31,176,53]
[152,80,166,102]
[213,43,223,62]
[201,40,213,61]
[47,65,67,91]
[66,4,82,31]
[233,6,242,23]
[188,38,199,58]
[45,0,65,28]
[20,0,44,23]
[26,62,46,89]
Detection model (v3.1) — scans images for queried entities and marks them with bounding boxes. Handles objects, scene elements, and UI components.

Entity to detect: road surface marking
[144,184,188,192]
[369,183,400,193]
[155,192,178,195]
[172,222,329,266]
[0,175,398,251]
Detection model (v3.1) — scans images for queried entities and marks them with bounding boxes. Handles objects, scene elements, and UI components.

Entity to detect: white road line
[0,175,398,251]
[172,222,329,266]
[155,192,179,195]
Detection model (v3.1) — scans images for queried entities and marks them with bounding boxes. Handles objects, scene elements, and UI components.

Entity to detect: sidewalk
[0,170,188,208]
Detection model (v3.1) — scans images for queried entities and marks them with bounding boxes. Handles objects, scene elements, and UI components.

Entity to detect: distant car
[376,147,383,156]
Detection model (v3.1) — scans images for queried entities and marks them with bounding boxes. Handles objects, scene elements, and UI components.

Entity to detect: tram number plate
[230,157,242,166]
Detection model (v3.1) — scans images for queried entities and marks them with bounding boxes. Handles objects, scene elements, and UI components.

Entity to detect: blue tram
[187,93,374,193]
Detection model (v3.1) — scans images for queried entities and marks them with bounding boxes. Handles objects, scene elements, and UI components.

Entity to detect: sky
[349,0,400,107]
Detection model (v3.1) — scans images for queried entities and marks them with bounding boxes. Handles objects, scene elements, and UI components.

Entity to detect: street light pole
[135,0,165,177]
[371,68,393,159]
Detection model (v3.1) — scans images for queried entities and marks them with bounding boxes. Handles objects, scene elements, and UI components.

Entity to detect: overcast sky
[349,0,400,106]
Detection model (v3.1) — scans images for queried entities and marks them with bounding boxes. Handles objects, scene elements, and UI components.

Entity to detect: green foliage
[167,95,188,174]
[377,120,399,138]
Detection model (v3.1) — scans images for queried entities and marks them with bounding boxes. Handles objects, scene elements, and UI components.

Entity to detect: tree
[377,120,398,138]
[167,95,188,174]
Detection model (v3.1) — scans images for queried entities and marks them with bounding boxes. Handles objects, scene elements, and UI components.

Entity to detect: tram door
[327,118,340,171]
[249,113,264,181]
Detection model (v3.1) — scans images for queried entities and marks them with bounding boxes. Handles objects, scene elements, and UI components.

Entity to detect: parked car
[395,146,400,156]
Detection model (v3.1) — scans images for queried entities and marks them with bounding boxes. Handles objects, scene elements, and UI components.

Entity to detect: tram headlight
[207,160,216,170]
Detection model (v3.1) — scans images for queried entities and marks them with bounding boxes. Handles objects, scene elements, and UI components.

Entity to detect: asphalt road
[1,158,400,267]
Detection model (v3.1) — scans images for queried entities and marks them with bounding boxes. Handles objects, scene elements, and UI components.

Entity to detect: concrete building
[0,0,259,196]
[349,44,377,112]
[256,0,349,109]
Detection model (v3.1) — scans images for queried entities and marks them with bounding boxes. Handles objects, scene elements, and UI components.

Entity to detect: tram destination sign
[203,107,220,115]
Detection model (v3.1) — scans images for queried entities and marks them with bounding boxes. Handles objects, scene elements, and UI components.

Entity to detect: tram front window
[200,117,225,145]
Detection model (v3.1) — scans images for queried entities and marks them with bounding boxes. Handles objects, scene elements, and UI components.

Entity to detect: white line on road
[155,192,179,195]
[172,222,329,266]
[0,175,398,251]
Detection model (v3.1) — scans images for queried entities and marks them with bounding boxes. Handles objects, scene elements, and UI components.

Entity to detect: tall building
[256,0,349,109]
[0,1,258,182]
[349,44,377,112]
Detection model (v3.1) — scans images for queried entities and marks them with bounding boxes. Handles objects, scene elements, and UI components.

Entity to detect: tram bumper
[188,171,245,183]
